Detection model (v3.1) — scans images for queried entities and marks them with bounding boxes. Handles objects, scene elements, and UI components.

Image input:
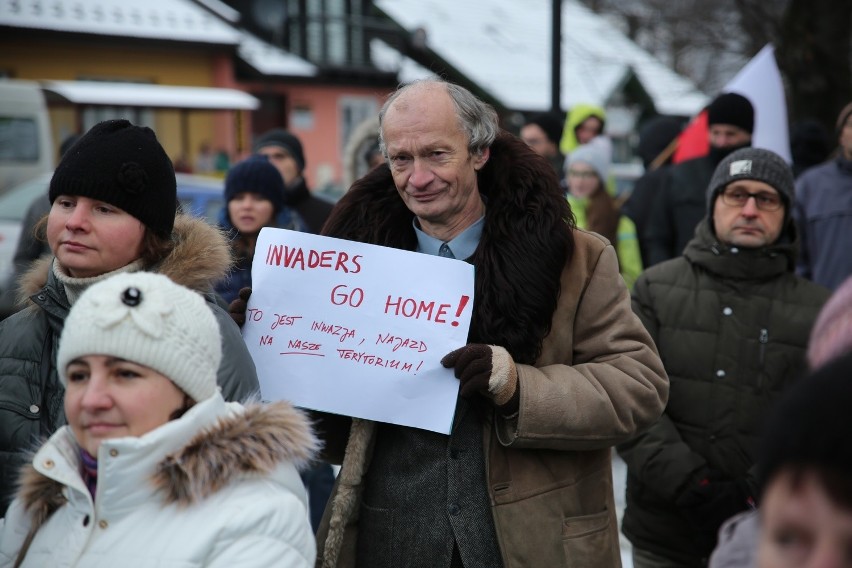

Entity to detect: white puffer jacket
[0,392,319,568]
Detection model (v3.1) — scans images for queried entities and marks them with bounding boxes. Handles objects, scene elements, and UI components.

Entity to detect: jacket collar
[684,219,795,280]
[836,154,852,174]
[285,176,310,206]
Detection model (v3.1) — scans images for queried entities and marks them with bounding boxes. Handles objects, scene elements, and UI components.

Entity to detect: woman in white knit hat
[565,138,643,289]
[0,272,318,567]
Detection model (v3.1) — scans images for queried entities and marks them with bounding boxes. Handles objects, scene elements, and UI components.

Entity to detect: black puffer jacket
[0,215,259,516]
[644,155,716,266]
[618,219,829,566]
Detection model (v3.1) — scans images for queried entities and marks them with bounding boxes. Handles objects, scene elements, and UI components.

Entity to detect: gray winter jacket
[793,155,852,290]
[0,215,259,516]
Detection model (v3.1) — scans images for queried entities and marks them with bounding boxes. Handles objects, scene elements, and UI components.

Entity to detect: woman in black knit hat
[0,119,259,517]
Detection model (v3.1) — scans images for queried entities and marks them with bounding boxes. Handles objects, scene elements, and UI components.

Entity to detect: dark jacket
[286,176,336,235]
[623,165,669,267]
[618,220,829,565]
[793,155,852,290]
[0,215,260,516]
[644,155,716,266]
[313,132,668,568]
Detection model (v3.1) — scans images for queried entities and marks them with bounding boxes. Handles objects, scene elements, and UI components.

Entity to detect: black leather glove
[441,344,520,416]
[228,287,252,328]
[676,469,754,534]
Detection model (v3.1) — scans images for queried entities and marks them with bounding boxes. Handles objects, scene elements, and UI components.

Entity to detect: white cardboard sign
[242,227,474,435]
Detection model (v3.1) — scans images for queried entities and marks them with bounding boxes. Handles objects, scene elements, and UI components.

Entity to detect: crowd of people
[0,77,850,567]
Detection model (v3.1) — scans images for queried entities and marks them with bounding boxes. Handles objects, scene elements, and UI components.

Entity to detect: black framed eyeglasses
[720,188,783,211]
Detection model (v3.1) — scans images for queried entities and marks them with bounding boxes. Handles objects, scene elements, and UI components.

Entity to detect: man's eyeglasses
[720,188,783,211]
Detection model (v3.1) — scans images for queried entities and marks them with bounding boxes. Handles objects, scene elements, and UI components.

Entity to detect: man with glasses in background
[617,147,830,568]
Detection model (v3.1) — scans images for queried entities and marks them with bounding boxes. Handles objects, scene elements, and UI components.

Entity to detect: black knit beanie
[224,155,286,215]
[707,92,755,134]
[525,111,565,145]
[706,147,794,224]
[49,119,176,237]
[253,129,306,172]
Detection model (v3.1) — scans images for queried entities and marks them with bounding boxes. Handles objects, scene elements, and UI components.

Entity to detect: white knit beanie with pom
[57,272,221,402]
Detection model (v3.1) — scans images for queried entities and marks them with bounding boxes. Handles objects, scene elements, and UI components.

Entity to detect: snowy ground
[612,450,634,567]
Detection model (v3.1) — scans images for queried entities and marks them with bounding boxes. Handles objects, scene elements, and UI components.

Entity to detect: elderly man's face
[382,85,488,240]
[713,180,785,248]
[758,469,852,568]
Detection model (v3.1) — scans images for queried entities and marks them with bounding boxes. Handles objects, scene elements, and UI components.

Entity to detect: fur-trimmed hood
[15,398,319,522]
[323,131,575,365]
[18,213,233,304]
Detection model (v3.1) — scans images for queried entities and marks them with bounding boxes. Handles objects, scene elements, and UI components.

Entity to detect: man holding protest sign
[233,78,668,567]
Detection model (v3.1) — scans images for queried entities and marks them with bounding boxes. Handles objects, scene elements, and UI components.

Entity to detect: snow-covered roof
[375,0,708,116]
[237,31,318,78]
[42,80,259,109]
[370,39,435,85]
[0,0,241,45]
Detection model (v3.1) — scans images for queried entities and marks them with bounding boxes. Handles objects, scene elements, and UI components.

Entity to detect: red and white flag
[674,44,791,163]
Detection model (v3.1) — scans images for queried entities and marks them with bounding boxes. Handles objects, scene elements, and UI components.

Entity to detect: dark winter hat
[253,128,306,172]
[637,116,682,167]
[49,119,176,237]
[707,92,755,134]
[224,154,287,214]
[525,111,565,145]
[706,147,794,220]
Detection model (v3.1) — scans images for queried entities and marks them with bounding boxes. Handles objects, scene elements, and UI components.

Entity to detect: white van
[0,80,54,196]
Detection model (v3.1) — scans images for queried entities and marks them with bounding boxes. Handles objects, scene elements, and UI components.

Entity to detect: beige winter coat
[316,231,669,568]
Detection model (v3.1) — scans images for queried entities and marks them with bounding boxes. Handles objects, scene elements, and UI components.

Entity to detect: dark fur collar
[323,131,574,364]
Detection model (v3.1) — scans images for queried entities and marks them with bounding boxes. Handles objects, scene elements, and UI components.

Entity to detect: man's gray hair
[378,78,498,159]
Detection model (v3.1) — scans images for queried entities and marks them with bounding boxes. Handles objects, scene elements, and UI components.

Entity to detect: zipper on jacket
[759,328,768,366]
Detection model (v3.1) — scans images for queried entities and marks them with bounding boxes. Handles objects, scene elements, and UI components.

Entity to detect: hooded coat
[618,219,829,566]
[312,132,668,567]
[0,393,319,567]
[559,103,607,156]
[0,215,260,516]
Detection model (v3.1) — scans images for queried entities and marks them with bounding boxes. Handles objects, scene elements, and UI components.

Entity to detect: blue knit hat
[224,155,287,214]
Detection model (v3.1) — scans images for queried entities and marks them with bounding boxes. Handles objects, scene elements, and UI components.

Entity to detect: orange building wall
[240,81,393,190]
[0,37,243,169]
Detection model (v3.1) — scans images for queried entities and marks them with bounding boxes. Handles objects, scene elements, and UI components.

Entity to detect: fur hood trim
[17,214,233,304]
[17,401,320,516]
[153,401,320,507]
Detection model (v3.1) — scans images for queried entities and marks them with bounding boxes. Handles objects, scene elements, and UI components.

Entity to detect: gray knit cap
[567,140,611,182]
[706,147,795,221]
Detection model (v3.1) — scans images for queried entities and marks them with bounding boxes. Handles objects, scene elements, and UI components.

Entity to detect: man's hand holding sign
[242,227,475,434]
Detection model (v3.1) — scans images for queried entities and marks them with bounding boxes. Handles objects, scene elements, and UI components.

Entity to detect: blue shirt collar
[413,215,485,260]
